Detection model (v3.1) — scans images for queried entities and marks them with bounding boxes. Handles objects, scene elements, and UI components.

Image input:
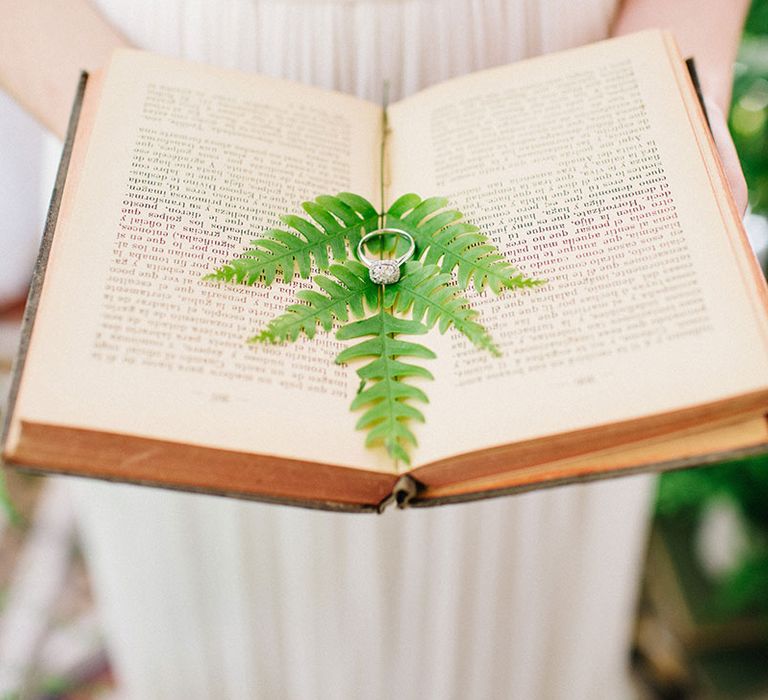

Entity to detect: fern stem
[379,80,390,229]
[377,82,399,465]
[380,310,398,471]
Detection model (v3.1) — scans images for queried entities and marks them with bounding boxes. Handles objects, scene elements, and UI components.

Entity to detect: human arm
[0,0,129,140]
[611,0,750,213]
[0,0,130,312]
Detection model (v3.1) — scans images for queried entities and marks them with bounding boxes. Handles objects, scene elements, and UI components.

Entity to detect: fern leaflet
[386,193,544,294]
[336,311,435,464]
[253,260,378,343]
[383,261,501,356]
[204,193,380,285]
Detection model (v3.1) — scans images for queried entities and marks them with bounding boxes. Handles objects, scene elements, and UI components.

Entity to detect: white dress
[39,1,653,697]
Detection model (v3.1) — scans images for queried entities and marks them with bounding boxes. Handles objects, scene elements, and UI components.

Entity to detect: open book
[3,30,768,512]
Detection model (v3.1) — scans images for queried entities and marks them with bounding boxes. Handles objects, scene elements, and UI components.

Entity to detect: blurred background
[629,2,768,697]
[0,1,767,698]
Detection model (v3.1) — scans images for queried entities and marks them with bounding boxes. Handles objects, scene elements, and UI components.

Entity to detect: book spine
[377,474,421,513]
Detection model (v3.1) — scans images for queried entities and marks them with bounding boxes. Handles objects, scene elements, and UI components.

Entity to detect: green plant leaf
[336,310,435,464]
[253,260,379,343]
[386,193,544,294]
[206,190,544,466]
[383,260,501,356]
[204,193,381,285]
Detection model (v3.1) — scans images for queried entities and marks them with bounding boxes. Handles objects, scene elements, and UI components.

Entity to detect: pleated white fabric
[62,1,655,697]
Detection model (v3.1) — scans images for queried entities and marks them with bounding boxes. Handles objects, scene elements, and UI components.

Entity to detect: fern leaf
[336,311,435,464]
[386,193,544,294]
[205,193,381,285]
[253,261,378,343]
[205,189,543,466]
[383,261,501,356]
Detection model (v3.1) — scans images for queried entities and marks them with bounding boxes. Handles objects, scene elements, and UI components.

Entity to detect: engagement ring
[356,228,416,285]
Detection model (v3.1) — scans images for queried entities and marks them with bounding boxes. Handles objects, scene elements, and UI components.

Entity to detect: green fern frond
[336,311,435,464]
[204,193,380,285]
[386,193,544,294]
[206,189,545,467]
[383,261,501,356]
[253,260,378,343]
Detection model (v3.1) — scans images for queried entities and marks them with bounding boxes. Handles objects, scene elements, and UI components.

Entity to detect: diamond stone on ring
[369,259,402,284]
[356,228,416,285]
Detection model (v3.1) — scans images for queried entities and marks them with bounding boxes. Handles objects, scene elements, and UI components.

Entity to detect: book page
[14,50,394,473]
[387,30,768,467]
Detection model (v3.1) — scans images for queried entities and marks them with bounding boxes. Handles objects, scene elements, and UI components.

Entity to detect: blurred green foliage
[730,0,768,214]
[657,454,768,617]
[658,0,768,618]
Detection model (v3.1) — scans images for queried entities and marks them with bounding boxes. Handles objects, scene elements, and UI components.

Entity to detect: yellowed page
[387,30,768,467]
[14,49,393,473]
